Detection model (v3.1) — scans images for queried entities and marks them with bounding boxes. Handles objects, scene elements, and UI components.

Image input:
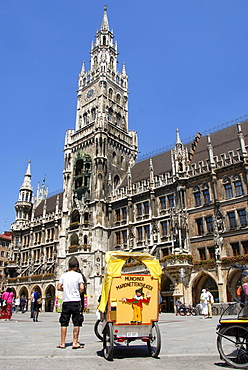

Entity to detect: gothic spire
[101,5,109,31]
[20,160,32,192]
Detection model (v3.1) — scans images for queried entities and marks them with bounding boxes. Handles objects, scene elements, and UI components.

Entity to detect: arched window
[108,88,113,99]
[193,186,201,207]
[116,113,121,126]
[112,152,117,165]
[202,183,210,204]
[110,57,114,69]
[223,177,233,199]
[91,108,96,121]
[71,210,80,224]
[103,36,106,45]
[116,94,121,104]
[108,108,113,122]
[114,175,120,188]
[70,233,79,246]
[233,175,244,196]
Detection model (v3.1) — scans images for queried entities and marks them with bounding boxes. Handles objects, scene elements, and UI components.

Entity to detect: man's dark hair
[69,257,79,269]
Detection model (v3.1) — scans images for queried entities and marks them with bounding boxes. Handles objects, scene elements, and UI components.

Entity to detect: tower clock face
[85,88,95,100]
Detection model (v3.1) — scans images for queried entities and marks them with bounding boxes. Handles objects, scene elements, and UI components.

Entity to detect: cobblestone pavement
[0,311,227,369]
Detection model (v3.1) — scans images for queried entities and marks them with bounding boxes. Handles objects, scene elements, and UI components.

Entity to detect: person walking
[200,289,209,319]
[57,257,85,349]
[15,297,20,313]
[20,295,27,313]
[0,288,14,320]
[33,288,42,322]
[206,288,214,318]
[30,289,35,318]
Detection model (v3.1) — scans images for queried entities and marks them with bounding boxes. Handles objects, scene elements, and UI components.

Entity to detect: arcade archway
[45,285,55,312]
[192,273,219,305]
[161,275,174,312]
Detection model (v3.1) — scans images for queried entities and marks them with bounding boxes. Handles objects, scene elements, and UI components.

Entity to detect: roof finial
[101,5,109,31]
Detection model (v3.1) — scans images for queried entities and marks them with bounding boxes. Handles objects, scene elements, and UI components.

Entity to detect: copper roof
[34,192,63,217]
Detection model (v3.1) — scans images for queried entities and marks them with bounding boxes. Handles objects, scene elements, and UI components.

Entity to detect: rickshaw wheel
[103,322,114,361]
[217,325,248,369]
[147,321,161,358]
[94,319,103,341]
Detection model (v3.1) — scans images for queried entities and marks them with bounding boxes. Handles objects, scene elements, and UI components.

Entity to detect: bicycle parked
[216,265,248,368]
[178,304,197,316]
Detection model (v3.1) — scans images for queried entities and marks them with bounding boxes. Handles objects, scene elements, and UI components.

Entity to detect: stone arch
[160,273,176,313]
[19,286,29,309]
[190,271,219,305]
[44,284,56,312]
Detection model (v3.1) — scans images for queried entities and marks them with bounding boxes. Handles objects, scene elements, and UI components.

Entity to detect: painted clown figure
[122,289,151,324]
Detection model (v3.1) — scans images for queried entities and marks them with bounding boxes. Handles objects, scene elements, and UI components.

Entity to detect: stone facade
[5,8,248,312]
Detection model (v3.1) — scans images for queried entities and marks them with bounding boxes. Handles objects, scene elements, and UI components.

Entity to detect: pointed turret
[15,161,33,222]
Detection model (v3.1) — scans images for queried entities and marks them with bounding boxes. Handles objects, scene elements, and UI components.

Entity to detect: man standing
[57,257,84,349]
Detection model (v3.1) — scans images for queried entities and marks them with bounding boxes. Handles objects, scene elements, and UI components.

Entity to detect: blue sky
[0,0,247,231]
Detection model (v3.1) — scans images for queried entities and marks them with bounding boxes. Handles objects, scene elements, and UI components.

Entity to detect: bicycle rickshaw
[216,265,248,368]
[97,251,162,361]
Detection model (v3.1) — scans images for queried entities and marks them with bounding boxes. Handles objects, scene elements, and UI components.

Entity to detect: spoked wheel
[179,309,185,316]
[147,321,161,358]
[94,319,103,341]
[217,325,248,369]
[103,322,114,361]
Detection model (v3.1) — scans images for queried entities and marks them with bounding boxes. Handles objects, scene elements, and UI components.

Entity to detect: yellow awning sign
[98,251,162,313]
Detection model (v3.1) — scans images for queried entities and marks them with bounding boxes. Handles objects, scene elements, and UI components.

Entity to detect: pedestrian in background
[200,289,209,319]
[206,288,214,318]
[0,288,14,320]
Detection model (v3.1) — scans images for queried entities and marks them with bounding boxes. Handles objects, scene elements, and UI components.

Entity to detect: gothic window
[137,226,143,241]
[115,209,120,222]
[114,175,120,188]
[196,218,204,235]
[242,241,248,254]
[70,233,79,246]
[83,113,88,126]
[161,221,169,237]
[115,231,121,245]
[94,56,97,68]
[91,108,96,121]
[206,216,213,233]
[193,187,201,207]
[144,225,150,241]
[112,152,117,164]
[116,113,121,126]
[234,176,244,196]
[110,57,114,69]
[108,108,113,122]
[160,196,166,210]
[108,89,113,99]
[122,230,127,244]
[136,203,142,217]
[231,242,240,256]
[208,247,215,259]
[116,94,121,104]
[71,210,80,224]
[168,194,175,208]
[122,207,127,221]
[103,36,106,45]
[238,209,247,227]
[83,235,88,247]
[228,211,237,229]
[116,75,119,83]
[144,201,149,215]
[203,188,210,204]
[199,248,206,260]
[223,177,233,199]
[84,212,89,223]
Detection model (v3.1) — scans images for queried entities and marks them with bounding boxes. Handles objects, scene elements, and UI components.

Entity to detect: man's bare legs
[72,326,81,348]
[57,327,67,348]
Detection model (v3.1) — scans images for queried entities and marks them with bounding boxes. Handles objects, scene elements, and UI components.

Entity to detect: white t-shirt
[59,271,84,302]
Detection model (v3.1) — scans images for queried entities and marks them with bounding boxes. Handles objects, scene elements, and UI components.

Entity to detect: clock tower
[61,7,138,301]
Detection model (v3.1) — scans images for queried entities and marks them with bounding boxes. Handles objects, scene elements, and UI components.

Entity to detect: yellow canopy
[98,251,162,313]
